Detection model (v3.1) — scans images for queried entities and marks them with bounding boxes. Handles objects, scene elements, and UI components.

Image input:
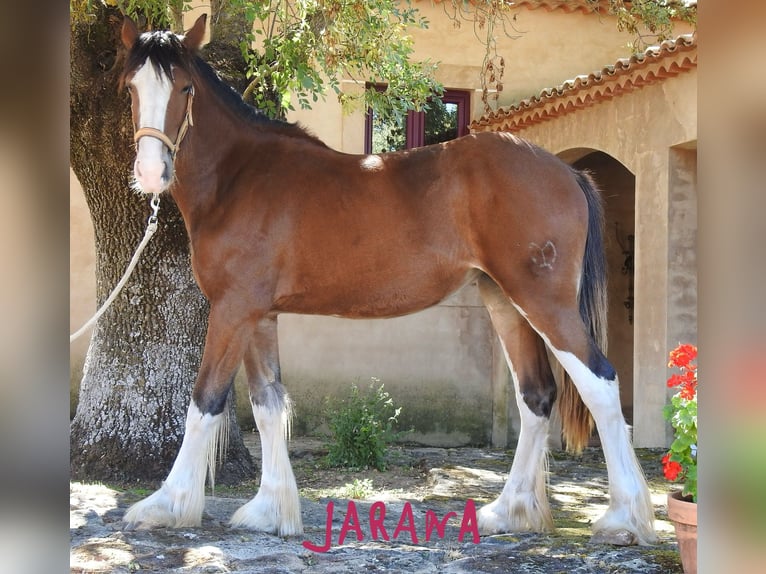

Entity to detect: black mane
[122,29,326,146]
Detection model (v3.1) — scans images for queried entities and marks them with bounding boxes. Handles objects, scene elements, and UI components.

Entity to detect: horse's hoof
[477,494,553,535]
[477,501,510,535]
[123,503,176,530]
[590,528,638,546]
[122,486,203,530]
[230,495,303,536]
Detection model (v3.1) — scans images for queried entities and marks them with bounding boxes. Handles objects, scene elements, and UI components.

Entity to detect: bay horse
[119,15,656,545]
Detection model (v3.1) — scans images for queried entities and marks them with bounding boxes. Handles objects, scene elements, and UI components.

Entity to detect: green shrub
[341,478,375,500]
[325,380,402,470]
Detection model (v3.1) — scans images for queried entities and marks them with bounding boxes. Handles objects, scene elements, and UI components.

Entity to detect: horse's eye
[182,84,193,94]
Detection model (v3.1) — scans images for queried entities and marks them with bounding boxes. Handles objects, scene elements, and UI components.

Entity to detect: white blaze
[131,61,173,194]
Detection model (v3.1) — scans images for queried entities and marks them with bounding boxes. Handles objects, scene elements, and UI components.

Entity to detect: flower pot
[667,491,697,574]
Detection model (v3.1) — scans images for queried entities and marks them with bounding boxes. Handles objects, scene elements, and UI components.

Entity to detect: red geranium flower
[667,345,697,401]
[662,453,684,481]
[679,381,697,401]
[668,343,697,369]
[667,372,688,388]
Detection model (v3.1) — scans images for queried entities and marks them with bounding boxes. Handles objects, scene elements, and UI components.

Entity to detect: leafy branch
[439,1,524,115]
[233,0,442,119]
[599,0,697,52]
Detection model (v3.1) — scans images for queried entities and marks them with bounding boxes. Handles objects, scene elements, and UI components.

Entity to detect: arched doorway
[565,150,637,426]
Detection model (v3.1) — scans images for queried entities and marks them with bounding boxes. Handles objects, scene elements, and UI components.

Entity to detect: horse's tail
[557,169,608,452]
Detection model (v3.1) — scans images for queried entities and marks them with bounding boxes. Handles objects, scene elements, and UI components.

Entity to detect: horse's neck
[171,88,271,221]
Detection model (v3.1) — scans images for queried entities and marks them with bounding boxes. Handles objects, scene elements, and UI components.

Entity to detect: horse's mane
[121,30,327,147]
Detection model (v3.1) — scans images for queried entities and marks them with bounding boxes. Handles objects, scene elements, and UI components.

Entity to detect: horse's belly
[274,268,480,319]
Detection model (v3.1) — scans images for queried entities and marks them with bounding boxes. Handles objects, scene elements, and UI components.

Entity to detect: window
[365,87,470,154]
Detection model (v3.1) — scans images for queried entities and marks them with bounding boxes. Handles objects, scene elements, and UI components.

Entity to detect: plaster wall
[409,5,646,106]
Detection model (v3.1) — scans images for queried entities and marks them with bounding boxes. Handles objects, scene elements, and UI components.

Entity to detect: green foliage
[662,343,698,502]
[663,394,697,499]
[423,99,460,146]
[71,0,441,121]
[340,478,375,499]
[603,0,697,52]
[232,0,441,120]
[370,109,407,153]
[70,0,187,30]
[370,95,461,152]
[325,380,402,471]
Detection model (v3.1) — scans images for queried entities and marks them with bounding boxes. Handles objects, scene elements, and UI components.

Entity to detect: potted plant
[662,343,698,574]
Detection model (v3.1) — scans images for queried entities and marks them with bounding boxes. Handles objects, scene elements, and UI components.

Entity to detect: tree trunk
[70,4,254,484]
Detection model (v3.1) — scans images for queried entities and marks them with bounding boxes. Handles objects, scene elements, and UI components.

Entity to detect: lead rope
[69,193,161,343]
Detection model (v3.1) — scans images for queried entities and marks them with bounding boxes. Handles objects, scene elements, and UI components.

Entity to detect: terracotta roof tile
[503,1,610,14]
[429,1,612,14]
[471,34,697,132]
[430,1,696,15]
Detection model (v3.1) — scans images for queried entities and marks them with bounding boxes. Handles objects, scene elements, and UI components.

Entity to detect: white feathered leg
[477,277,555,535]
[551,348,656,545]
[230,387,302,536]
[478,373,553,534]
[124,401,224,528]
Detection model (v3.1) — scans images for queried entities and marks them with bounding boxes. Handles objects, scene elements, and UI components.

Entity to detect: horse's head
[120,15,206,195]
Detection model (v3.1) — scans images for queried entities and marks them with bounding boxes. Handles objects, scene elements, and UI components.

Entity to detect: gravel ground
[70,438,683,573]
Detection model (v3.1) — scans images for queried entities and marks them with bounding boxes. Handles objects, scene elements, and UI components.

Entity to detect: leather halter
[133,86,194,160]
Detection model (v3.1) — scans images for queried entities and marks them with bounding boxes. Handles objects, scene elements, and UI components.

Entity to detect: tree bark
[70,4,254,484]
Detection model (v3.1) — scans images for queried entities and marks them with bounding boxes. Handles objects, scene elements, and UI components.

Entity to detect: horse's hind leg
[123,304,247,529]
[230,315,302,536]
[515,299,656,545]
[477,276,556,534]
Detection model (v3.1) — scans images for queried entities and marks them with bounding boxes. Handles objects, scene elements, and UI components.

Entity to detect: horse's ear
[183,14,207,51]
[121,17,139,50]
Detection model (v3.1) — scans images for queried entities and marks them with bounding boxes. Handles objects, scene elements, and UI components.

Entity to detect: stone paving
[70,439,683,573]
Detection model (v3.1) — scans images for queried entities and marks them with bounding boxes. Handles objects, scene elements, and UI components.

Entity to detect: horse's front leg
[123,304,248,529]
[230,315,302,536]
